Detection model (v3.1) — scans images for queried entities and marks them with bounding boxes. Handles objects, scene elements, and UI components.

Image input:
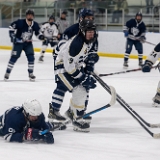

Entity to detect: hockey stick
[144,40,156,46]
[40,86,116,135]
[127,35,156,46]
[99,66,157,77]
[92,72,160,138]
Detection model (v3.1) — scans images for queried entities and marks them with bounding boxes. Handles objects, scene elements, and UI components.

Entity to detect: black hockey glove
[79,75,96,91]
[24,128,43,141]
[124,30,128,37]
[142,60,153,72]
[43,132,54,144]
[38,35,45,41]
[84,53,99,74]
[139,36,146,43]
[43,38,50,45]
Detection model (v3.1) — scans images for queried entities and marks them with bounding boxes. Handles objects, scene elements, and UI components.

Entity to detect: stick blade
[109,86,116,106]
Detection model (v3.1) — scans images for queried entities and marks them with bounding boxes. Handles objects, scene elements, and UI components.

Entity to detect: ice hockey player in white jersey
[48,19,99,132]
[142,43,160,107]
[39,16,59,62]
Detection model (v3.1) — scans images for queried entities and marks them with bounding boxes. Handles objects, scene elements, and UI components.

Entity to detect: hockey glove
[79,75,96,91]
[124,30,129,37]
[142,60,153,72]
[38,35,45,41]
[24,128,43,141]
[43,132,54,144]
[85,53,99,74]
[139,36,146,43]
[43,38,50,45]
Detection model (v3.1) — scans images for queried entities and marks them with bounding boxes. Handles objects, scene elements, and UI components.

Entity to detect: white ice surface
[0,50,160,160]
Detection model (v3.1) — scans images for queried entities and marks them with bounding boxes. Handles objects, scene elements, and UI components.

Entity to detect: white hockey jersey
[41,22,58,39]
[147,49,160,64]
[55,34,92,78]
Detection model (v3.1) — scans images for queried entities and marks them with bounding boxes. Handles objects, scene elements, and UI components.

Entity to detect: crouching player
[0,99,66,143]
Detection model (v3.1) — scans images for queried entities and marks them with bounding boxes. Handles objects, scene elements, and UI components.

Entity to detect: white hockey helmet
[23,99,42,116]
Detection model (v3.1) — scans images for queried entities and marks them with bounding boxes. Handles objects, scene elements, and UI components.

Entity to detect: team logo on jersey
[131,27,139,36]
[84,49,87,54]
[21,32,32,41]
[47,28,54,35]
[69,58,73,64]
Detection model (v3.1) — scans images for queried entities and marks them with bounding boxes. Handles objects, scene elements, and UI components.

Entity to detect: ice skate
[65,108,92,124]
[50,122,67,131]
[123,61,128,69]
[139,60,143,68]
[48,103,66,122]
[72,119,90,132]
[38,56,44,63]
[152,93,160,107]
[4,73,10,81]
[29,73,36,81]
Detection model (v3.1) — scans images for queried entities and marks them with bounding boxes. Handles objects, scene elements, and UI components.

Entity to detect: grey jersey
[56,18,70,34]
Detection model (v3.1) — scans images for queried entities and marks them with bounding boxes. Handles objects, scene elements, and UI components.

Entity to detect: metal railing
[0,0,160,32]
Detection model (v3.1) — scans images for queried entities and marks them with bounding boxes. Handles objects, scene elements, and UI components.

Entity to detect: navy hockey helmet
[26,9,34,16]
[79,8,94,20]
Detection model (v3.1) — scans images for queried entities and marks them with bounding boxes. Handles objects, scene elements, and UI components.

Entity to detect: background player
[142,43,160,107]
[123,12,146,68]
[39,16,59,62]
[4,9,45,81]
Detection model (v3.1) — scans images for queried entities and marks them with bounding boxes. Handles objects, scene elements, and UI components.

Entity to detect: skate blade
[48,118,66,123]
[152,102,160,108]
[29,78,36,82]
[123,66,128,69]
[73,126,90,133]
[38,60,43,63]
[4,78,8,81]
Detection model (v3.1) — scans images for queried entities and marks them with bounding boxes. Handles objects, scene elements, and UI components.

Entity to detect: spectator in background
[146,0,154,14]
[111,0,128,23]
[56,11,70,40]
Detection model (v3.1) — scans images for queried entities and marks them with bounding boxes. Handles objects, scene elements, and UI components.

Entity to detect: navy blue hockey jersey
[9,19,41,42]
[123,19,146,38]
[0,106,49,142]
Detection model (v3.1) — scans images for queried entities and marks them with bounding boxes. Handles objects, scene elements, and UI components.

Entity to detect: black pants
[124,38,143,62]
[6,42,35,74]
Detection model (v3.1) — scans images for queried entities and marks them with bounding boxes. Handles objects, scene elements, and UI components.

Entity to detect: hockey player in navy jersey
[48,19,99,132]
[0,99,66,143]
[142,43,160,107]
[4,9,45,81]
[123,12,146,68]
[39,16,59,62]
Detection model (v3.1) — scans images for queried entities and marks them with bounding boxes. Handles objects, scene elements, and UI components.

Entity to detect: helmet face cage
[135,12,142,22]
[23,99,42,117]
[26,9,34,16]
[79,19,97,43]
